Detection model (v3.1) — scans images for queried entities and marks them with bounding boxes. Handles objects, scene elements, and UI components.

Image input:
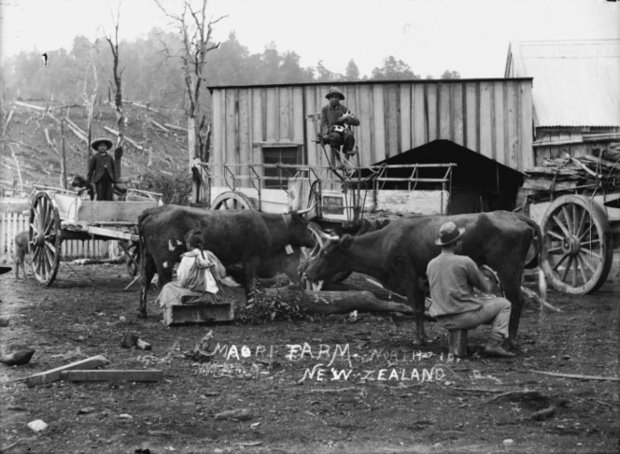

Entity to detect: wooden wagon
[525,147,620,295]
[28,185,162,285]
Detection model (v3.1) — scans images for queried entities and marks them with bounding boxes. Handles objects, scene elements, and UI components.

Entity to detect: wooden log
[24,355,109,387]
[130,101,159,113]
[261,287,413,314]
[14,101,45,111]
[448,329,468,357]
[529,370,620,382]
[150,119,169,133]
[163,123,186,133]
[61,369,163,382]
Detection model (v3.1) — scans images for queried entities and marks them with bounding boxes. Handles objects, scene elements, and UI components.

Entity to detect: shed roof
[505,40,620,128]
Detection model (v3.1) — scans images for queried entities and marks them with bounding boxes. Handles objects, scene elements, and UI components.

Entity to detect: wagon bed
[29,185,161,285]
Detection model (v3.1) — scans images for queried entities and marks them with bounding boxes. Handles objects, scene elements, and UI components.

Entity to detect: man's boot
[484,334,515,358]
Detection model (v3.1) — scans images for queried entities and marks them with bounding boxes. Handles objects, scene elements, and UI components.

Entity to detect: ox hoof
[137,310,147,319]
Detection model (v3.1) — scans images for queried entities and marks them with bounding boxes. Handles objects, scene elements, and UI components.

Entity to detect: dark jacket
[87,151,116,184]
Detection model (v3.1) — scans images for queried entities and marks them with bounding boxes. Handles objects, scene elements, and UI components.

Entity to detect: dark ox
[303,211,542,345]
[137,205,314,317]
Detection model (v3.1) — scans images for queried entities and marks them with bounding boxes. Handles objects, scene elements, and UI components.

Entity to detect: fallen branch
[14,101,45,111]
[70,257,125,265]
[130,101,159,113]
[529,370,620,382]
[103,126,145,151]
[150,119,169,132]
[164,122,186,133]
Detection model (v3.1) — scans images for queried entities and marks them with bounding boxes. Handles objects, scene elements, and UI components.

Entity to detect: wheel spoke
[546,230,565,241]
[561,256,573,282]
[552,214,571,238]
[580,239,601,249]
[575,253,592,283]
[546,246,564,254]
[45,241,57,255]
[552,252,570,271]
[571,256,578,287]
[577,251,597,274]
[575,206,587,238]
[581,250,602,261]
[561,206,573,234]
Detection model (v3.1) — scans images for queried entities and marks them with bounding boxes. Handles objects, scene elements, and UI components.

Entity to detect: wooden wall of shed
[210,80,533,180]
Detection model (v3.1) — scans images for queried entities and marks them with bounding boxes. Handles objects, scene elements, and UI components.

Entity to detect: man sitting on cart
[320,87,360,168]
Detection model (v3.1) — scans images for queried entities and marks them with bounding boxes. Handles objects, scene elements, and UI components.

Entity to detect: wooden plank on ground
[25,355,109,387]
[61,369,163,382]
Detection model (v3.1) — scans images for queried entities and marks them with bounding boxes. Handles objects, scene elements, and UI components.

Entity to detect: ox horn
[295,201,317,216]
[306,222,339,250]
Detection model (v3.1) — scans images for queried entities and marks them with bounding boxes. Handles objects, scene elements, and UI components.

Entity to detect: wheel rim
[29,192,62,286]
[541,195,612,294]
[212,191,254,210]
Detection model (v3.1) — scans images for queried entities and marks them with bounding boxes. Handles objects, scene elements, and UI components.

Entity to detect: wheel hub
[562,235,580,256]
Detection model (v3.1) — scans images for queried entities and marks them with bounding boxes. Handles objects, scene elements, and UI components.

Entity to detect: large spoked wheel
[541,194,613,294]
[212,191,255,210]
[29,192,62,286]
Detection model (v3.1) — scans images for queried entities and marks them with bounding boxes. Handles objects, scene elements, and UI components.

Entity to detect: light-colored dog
[14,231,30,279]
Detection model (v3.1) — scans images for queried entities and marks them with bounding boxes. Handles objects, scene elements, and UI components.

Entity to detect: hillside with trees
[1,26,460,198]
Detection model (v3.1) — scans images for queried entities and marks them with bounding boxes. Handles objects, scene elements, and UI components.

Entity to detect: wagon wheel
[121,241,140,277]
[29,192,62,286]
[212,191,255,210]
[541,194,613,294]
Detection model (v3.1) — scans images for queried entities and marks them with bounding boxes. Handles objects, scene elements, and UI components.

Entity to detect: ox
[303,211,542,346]
[137,205,314,317]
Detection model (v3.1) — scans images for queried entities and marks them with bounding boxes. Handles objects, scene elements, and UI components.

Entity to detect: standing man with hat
[320,86,360,167]
[426,221,515,358]
[87,137,117,201]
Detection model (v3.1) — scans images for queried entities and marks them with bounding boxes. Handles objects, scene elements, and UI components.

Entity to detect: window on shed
[262,145,303,189]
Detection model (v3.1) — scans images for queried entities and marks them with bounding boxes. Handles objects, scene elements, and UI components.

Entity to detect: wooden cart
[28,185,162,285]
[200,161,455,225]
[528,191,620,295]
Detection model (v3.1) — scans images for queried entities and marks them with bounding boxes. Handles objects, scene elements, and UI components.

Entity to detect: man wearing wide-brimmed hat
[87,137,117,201]
[320,87,360,166]
[426,221,515,358]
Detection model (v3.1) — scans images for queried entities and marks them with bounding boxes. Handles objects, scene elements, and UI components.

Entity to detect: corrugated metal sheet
[209,78,533,176]
[505,40,620,127]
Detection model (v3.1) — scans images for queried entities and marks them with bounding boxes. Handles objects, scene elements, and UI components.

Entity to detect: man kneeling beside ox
[427,221,515,358]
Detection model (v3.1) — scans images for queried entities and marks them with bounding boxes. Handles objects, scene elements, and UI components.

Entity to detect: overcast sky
[1,0,618,78]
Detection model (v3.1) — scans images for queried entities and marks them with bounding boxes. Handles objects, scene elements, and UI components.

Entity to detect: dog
[14,231,30,279]
[70,175,95,200]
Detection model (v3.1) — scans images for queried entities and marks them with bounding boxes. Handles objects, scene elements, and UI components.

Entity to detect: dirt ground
[0,263,618,454]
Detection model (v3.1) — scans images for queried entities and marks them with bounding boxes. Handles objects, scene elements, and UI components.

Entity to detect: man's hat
[435,221,465,246]
[0,266,11,275]
[90,137,114,151]
[325,87,345,100]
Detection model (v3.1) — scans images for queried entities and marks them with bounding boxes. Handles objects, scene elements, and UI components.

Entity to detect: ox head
[284,203,317,248]
[301,223,353,282]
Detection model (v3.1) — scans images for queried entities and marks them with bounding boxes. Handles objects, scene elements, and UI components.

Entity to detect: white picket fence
[0,211,112,262]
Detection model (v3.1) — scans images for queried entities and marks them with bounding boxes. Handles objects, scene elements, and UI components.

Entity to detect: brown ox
[303,211,542,346]
[138,206,314,317]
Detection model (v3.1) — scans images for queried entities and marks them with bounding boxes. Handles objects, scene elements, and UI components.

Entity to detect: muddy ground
[0,264,618,454]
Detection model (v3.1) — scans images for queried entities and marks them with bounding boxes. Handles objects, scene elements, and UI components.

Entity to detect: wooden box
[162,287,245,326]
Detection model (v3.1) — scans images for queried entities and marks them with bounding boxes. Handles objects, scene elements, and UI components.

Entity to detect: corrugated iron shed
[505,39,620,128]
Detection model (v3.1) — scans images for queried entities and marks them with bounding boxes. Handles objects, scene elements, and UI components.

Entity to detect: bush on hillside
[137,170,192,205]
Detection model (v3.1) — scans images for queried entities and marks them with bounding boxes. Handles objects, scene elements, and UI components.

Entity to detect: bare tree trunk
[60,116,67,189]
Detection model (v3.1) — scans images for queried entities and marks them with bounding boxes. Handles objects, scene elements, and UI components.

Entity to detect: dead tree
[105,3,125,180]
[155,0,225,203]
[82,47,99,169]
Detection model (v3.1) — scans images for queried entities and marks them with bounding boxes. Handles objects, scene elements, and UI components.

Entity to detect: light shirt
[426,251,487,317]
